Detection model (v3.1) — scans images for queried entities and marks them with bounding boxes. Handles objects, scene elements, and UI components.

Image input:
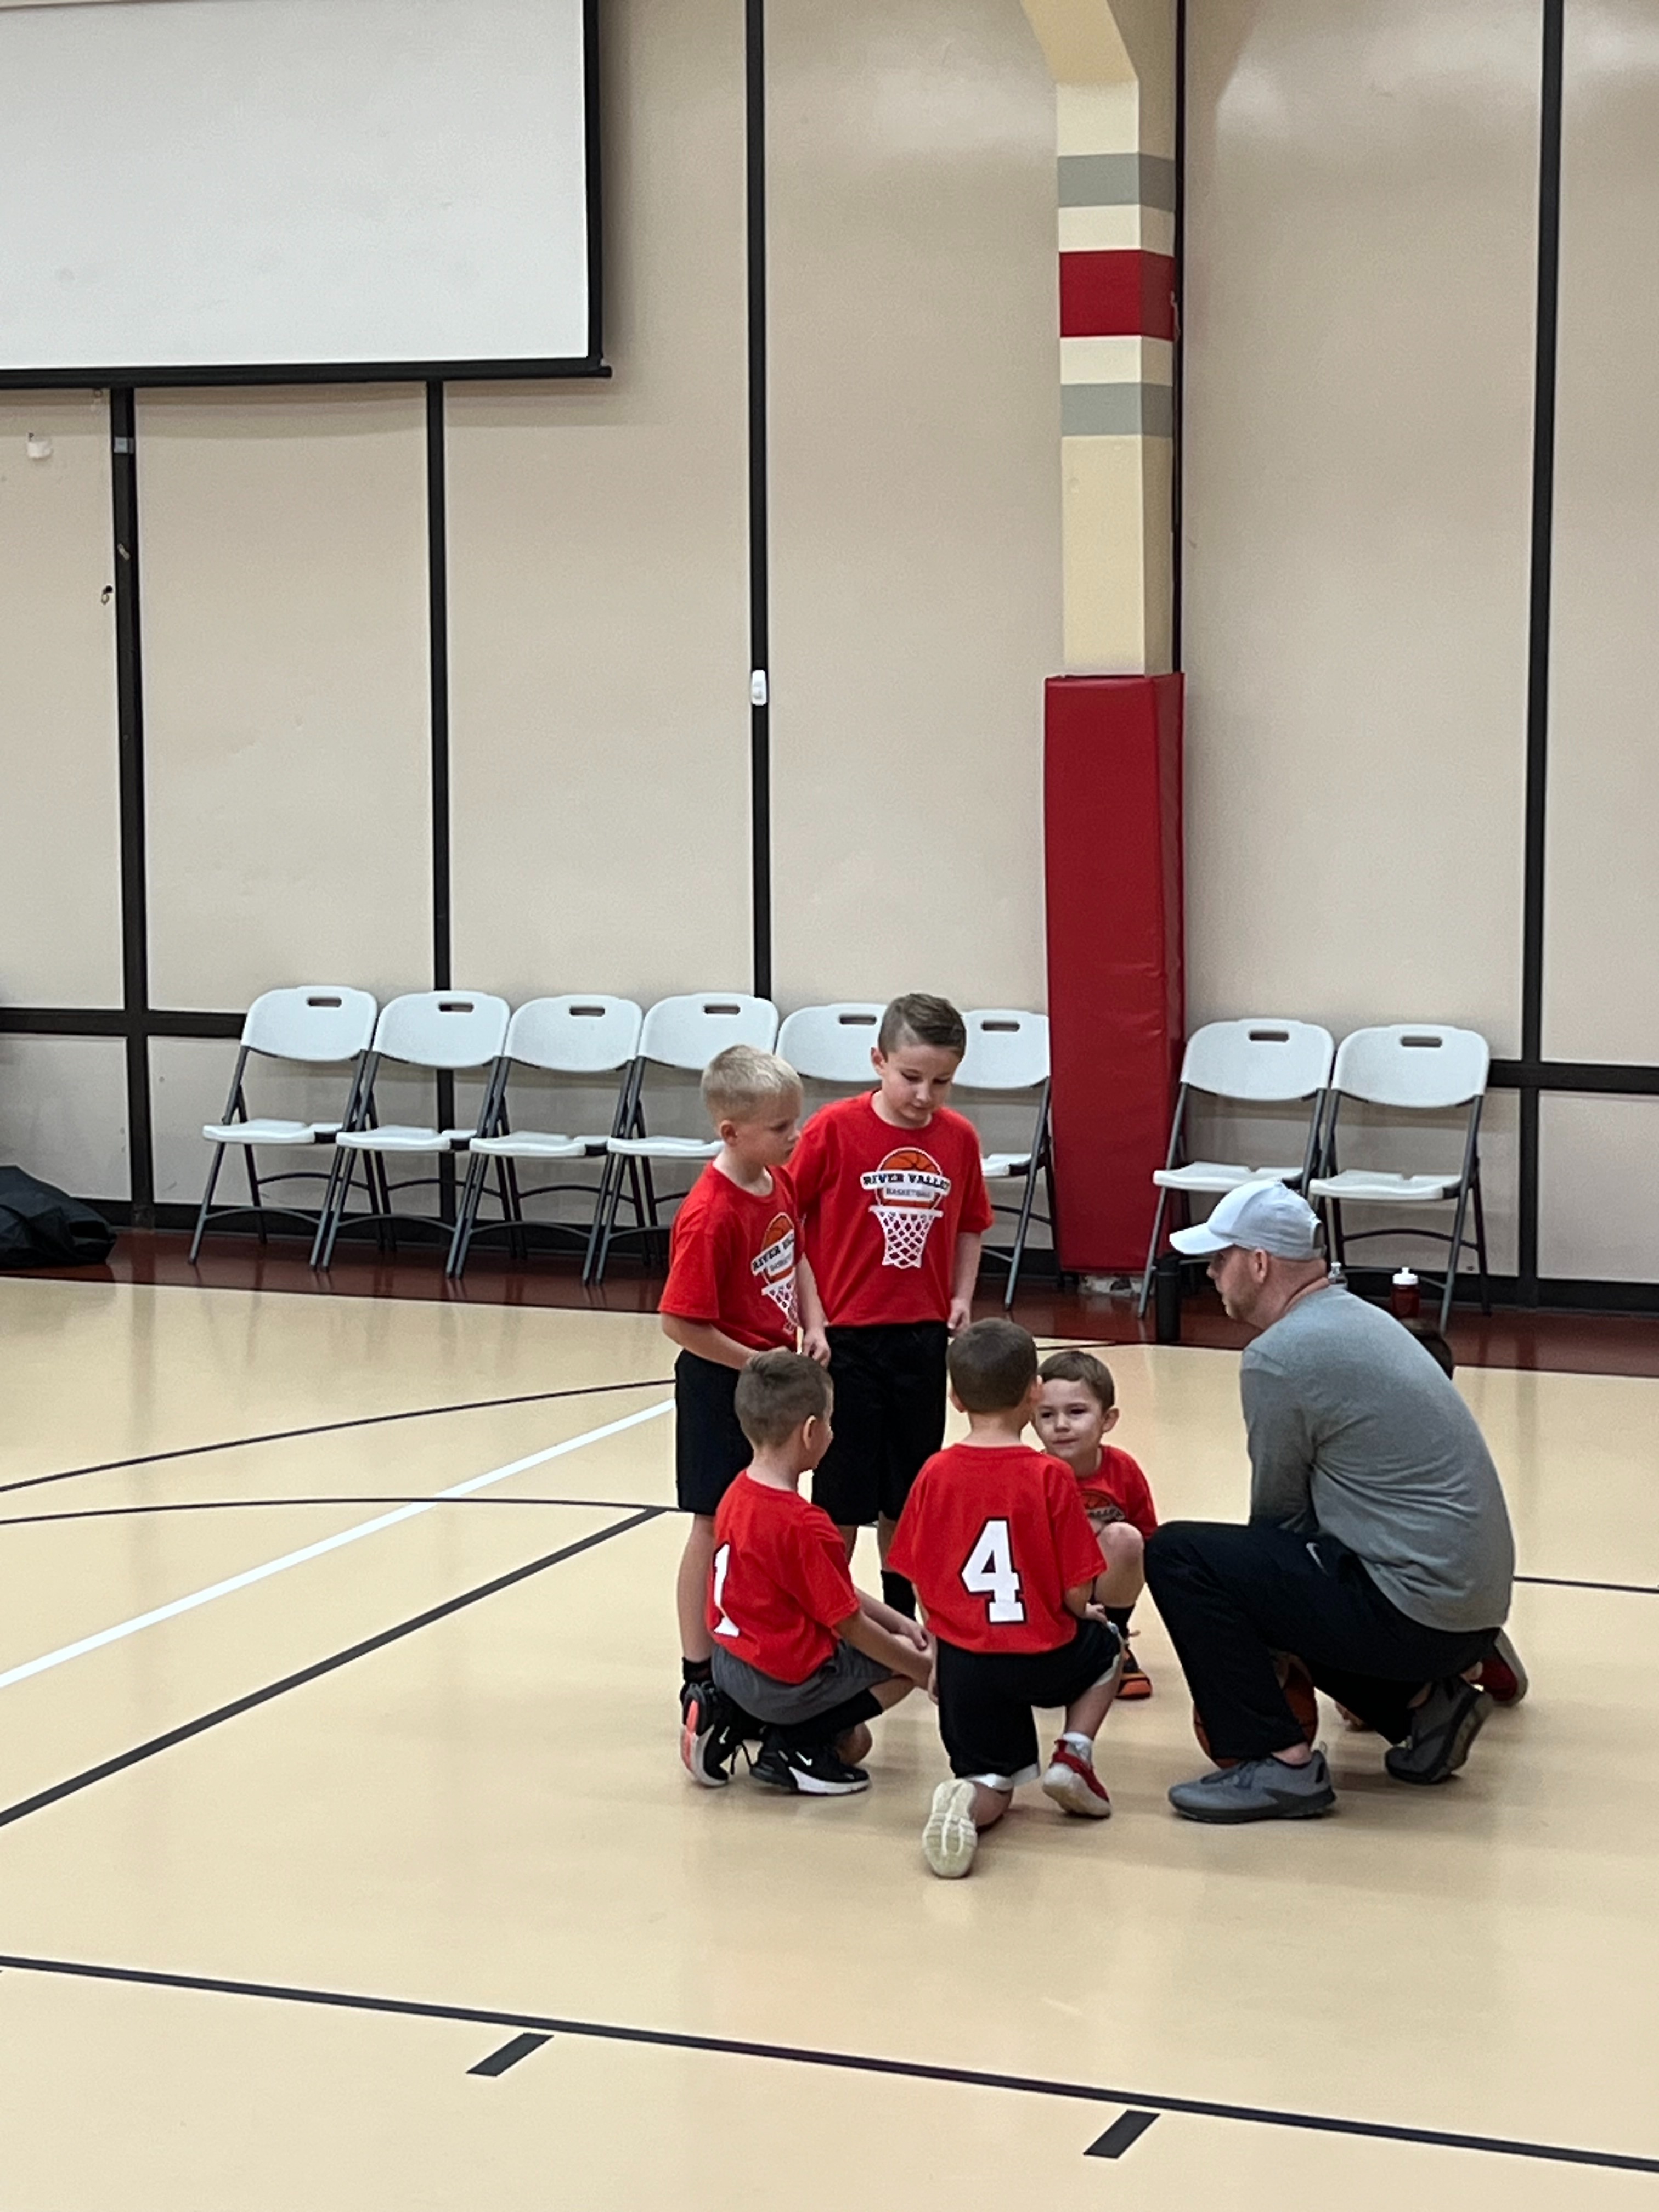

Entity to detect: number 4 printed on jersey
[712,1542,741,1640]
[961,1517,1025,1624]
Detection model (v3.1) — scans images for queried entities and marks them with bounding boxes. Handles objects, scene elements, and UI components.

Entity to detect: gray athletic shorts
[710,1639,891,1725]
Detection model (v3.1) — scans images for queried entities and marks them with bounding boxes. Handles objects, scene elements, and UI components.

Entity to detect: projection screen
[0,0,603,385]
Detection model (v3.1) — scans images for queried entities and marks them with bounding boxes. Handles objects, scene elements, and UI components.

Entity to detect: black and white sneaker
[751,1733,870,1796]
[680,1679,746,1788]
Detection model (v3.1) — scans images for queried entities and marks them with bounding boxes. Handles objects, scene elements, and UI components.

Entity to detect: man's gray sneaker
[1384,1677,1490,1785]
[1168,1749,1336,1824]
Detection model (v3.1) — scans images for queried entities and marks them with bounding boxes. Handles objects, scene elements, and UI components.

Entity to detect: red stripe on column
[1059,250,1176,341]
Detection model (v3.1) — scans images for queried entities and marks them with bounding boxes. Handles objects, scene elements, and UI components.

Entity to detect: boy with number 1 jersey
[888,1319,1124,1880]
[792,995,994,1611]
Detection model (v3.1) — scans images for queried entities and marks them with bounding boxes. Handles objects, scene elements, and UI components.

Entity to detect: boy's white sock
[1060,1730,1095,1760]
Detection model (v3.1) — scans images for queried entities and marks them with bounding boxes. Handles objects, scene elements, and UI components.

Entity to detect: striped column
[1023,3,1178,675]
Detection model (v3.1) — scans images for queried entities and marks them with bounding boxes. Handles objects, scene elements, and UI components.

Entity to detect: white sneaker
[1041,1741,1113,1819]
[922,1780,978,1878]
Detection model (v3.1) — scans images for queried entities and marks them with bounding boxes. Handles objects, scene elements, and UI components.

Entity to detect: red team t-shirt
[787,1094,994,1328]
[659,1164,800,1352]
[888,1442,1104,1654]
[708,1472,860,1684]
[1074,1445,1159,1541]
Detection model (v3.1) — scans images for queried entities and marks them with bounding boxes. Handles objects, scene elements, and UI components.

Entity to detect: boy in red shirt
[1034,1349,1159,1699]
[888,1319,1125,1879]
[792,994,994,1616]
[697,1350,932,1793]
[659,1046,824,1765]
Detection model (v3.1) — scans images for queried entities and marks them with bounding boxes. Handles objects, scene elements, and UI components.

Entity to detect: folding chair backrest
[1330,1025,1489,1111]
[776,1003,884,1084]
[1180,1019,1334,1103]
[505,996,643,1075]
[242,986,377,1064]
[373,991,511,1071]
[637,993,778,1073]
[956,1008,1049,1092]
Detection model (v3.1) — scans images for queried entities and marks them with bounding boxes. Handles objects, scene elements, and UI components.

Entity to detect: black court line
[0,1954,1651,2177]
[1086,2110,1159,2159]
[0,1494,666,1532]
[0,1377,673,1500]
[469,2032,552,2078]
[0,1509,661,1832]
[1515,1572,1659,1598]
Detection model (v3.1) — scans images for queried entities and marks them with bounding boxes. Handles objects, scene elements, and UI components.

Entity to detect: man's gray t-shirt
[1241,1286,1514,1633]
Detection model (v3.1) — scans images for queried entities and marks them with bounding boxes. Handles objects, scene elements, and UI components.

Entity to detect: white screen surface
[0,0,594,376]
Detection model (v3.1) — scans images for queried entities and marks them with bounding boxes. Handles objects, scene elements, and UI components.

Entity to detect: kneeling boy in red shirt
[889,1318,1124,1878]
[695,1351,932,1795]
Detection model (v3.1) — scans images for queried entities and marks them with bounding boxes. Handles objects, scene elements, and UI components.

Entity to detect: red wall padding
[1044,674,1184,1273]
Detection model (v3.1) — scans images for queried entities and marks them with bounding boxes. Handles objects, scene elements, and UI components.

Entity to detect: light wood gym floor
[1,1275,1655,2208]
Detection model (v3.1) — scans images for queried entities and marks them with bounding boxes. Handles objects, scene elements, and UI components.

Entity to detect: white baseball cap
[1169,1179,1322,1260]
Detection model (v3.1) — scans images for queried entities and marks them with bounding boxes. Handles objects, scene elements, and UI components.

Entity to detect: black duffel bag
[0,1166,116,1269]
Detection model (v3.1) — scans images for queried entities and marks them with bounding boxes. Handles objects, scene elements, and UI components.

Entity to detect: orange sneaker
[1116,1647,1153,1700]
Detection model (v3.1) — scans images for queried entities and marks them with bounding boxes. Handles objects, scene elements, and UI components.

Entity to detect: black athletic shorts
[674,1350,749,1516]
[934,1619,1122,1789]
[810,1322,949,1528]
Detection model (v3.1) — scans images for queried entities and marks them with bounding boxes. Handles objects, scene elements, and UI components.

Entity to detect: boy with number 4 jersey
[889,1319,1125,1880]
[792,995,994,1614]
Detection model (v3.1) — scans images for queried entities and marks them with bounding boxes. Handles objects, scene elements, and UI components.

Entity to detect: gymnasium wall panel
[765,0,1061,1011]
[1539,1094,1659,1283]
[1542,0,1659,1064]
[1181,0,1536,1054]
[0,1036,128,1202]
[445,0,751,1007]
[0,394,122,1006]
[138,387,432,1011]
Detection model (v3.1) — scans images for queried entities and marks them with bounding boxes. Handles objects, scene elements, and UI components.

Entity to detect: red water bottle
[1391,1267,1420,1319]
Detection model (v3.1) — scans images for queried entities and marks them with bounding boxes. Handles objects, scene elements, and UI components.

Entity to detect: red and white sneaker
[1042,1741,1113,1819]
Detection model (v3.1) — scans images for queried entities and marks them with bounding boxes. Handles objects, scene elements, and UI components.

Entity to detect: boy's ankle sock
[682,1656,712,1687]
[1059,1730,1096,1760]
[881,1569,917,1620]
[1104,1606,1135,1634]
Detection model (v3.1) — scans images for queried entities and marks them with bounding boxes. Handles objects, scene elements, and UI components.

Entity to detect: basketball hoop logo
[860,1149,950,1270]
[751,1213,798,1327]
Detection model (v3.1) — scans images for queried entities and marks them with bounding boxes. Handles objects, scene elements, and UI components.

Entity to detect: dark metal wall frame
[3,0,1656,1306]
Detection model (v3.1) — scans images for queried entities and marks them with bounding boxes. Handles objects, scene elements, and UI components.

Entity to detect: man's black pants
[1145,1521,1499,1762]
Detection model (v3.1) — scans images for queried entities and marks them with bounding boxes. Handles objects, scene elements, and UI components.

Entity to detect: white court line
[0,1397,672,1692]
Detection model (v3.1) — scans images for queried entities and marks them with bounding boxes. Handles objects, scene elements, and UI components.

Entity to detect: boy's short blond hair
[701,1045,802,1125]
[1038,1347,1116,1413]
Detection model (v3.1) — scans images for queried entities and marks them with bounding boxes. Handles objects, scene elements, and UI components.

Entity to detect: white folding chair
[445,996,644,1280]
[1308,1024,1491,1331]
[588,992,779,1283]
[955,1008,1053,1311]
[313,991,510,1269]
[190,986,378,1261]
[1138,1019,1334,1314]
[775,1002,886,1086]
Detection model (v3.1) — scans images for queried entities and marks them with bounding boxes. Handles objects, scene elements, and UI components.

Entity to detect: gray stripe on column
[1061,383,1175,438]
[1057,153,1177,212]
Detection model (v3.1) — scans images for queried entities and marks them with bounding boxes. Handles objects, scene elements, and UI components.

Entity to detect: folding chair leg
[581,1152,617,1284]
[1003,1166,1041,1312]
[1472,1166,1492,1316]
[1137,1188,1172,1318]
[317,1150,358,1269]
[1440,1178,1476,1335]
[309,1146,348,1267]
[189,1144,229,1264]
[1328,1199,1347,1271]
[445,1150,488,1280]
[244,1147,267,1244]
